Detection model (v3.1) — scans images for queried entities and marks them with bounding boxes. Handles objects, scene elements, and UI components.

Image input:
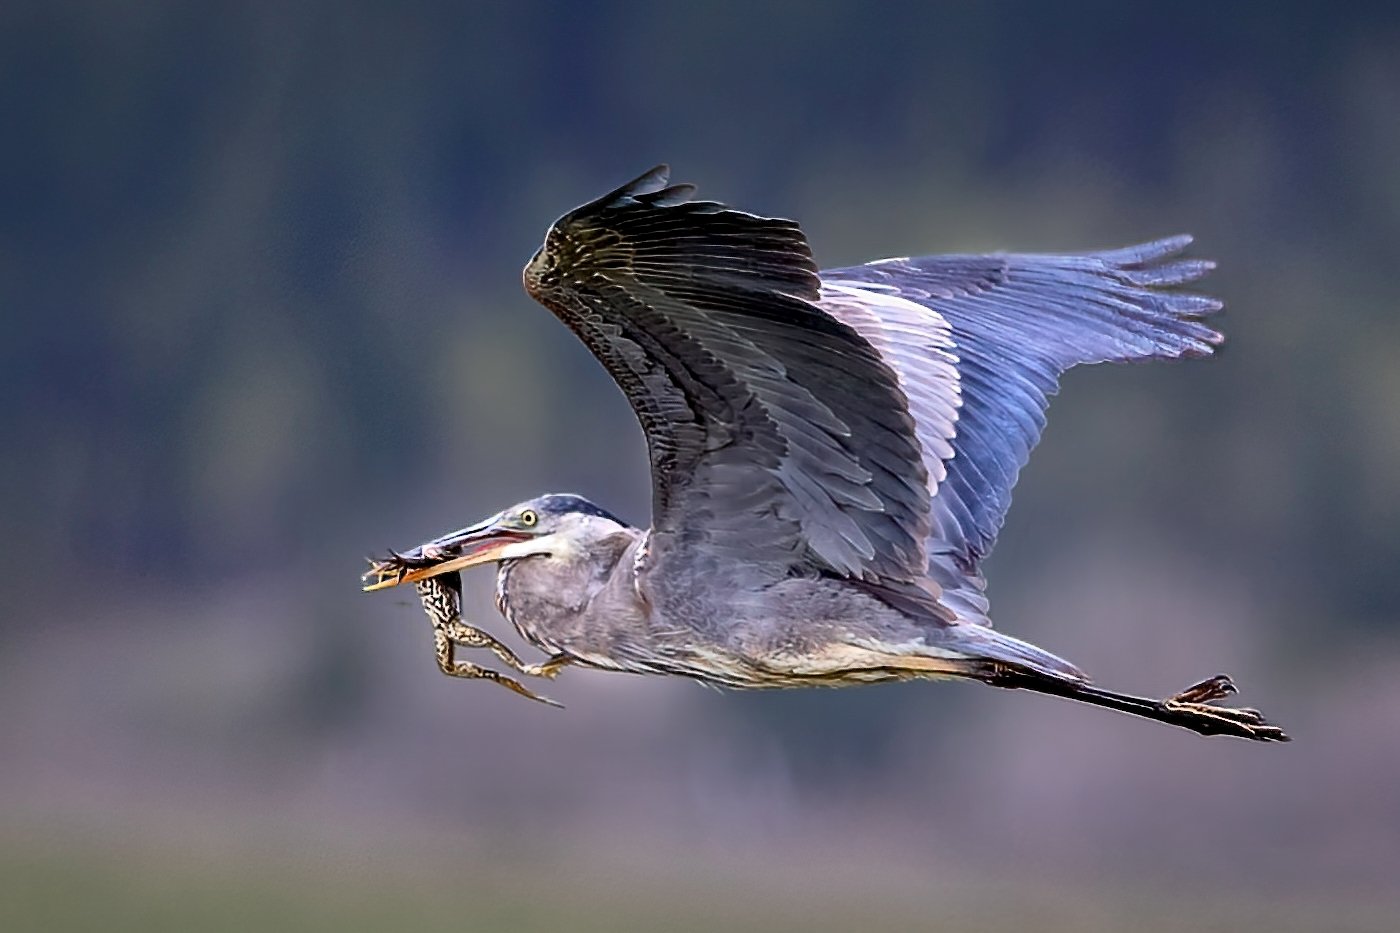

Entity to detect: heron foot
[1161,675,1287,742]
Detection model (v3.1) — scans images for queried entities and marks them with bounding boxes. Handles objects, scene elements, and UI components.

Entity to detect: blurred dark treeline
[5,2,1398,625]
[3,3,1400,930]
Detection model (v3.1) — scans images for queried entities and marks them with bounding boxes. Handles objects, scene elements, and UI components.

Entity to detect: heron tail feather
[939,624,1088,681]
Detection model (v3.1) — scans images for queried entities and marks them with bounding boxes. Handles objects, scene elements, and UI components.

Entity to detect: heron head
[362,493,627,592]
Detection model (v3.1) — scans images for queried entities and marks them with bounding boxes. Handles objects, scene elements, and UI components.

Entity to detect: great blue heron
[364,166,1287,742]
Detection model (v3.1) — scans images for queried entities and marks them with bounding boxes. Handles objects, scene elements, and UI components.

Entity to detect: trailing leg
[977,664,1289,742]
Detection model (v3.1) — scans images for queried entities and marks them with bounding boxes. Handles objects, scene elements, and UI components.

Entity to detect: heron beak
[361,515,530,592]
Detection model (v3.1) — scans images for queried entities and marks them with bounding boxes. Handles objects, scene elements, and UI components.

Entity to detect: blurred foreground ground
[5,818,1399,933]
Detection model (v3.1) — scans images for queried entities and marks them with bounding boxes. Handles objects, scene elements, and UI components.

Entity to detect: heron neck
[495,528,643,662]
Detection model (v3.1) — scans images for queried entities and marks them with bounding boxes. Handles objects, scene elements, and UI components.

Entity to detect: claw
[1169,674,1238,705]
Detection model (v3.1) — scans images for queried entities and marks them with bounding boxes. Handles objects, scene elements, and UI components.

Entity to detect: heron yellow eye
[519,509,539,527]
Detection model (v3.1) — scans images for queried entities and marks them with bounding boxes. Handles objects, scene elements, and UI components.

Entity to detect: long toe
[1162,698,1291,742]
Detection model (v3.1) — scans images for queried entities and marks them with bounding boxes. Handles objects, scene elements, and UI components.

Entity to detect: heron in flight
[364,166,1287,742]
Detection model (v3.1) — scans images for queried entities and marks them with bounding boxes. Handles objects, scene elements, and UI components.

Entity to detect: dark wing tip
[601,167,698,209]
[648,183,697,207]
[598,164,672,208]
[543,165,820,301]
[558,165,705,226]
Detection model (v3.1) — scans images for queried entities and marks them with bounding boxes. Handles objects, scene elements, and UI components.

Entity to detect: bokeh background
[4,2,1400,930]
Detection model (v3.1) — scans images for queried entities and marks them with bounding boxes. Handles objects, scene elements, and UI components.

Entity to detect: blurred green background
[4,2,1400,930]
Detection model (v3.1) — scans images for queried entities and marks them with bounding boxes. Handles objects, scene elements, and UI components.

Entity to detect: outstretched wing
[522,166,932,584]
[822,240,1222,622]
